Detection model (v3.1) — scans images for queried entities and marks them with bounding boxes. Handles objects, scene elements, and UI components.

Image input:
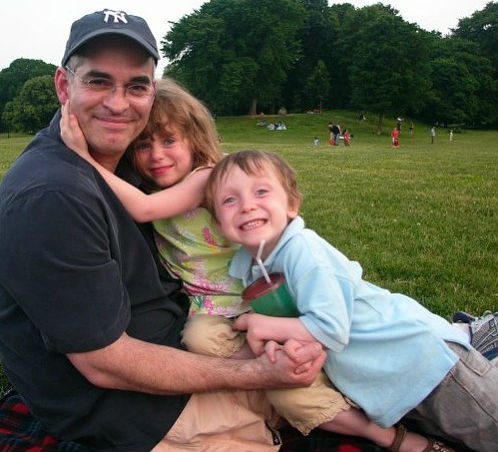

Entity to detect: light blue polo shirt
[229,216,469,427]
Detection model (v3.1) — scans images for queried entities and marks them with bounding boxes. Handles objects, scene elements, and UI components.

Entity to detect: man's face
[60,41,155,170]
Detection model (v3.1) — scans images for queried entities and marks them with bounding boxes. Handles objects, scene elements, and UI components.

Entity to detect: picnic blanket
[0,390,385,452]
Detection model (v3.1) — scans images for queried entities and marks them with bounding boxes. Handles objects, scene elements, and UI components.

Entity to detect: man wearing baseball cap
[0,9,325,452]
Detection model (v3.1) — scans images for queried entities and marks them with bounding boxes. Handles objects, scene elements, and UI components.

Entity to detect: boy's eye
[255,188,268,196]
[164,137,176,146]
[222,196,236,205]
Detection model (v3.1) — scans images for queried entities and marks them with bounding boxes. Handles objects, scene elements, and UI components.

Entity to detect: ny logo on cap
[103,10,128,24]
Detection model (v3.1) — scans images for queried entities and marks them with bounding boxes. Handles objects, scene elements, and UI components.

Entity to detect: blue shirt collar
[229,216,305,284]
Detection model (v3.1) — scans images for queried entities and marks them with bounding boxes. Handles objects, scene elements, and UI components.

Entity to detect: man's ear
[54,67,70,105]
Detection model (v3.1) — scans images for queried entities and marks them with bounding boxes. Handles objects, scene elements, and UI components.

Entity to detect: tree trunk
[248,98,258,117]
[376,113,384,135]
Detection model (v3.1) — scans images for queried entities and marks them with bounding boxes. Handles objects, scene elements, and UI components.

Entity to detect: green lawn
[1,112,497,393]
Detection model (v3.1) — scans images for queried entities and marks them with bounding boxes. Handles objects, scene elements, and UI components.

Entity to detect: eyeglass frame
[64,66,155,100]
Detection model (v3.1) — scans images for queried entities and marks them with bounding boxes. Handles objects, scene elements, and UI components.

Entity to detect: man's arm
[67,332,326,394]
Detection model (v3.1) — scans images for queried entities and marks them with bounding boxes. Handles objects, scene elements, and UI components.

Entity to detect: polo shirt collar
[229,216,305,283]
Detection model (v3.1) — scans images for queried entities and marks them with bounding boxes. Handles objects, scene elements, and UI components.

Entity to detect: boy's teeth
[241,220,264,230]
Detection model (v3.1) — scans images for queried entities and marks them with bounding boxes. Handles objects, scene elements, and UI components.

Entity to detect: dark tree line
[163,0,497,128]
[0,59,58,133]
[1,1,496,133]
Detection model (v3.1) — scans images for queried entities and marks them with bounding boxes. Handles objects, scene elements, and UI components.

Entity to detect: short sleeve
[1,187,130,353]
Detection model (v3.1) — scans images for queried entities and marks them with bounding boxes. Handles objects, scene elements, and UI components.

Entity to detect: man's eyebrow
[83,70,152,84]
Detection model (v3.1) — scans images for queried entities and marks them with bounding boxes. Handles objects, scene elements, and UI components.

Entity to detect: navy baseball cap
[62,9,159,66]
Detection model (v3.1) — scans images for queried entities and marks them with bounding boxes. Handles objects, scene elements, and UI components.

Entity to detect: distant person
[430,126,436,144]
[328,121,334,141]
[409,121,414,136]
[332,123,341,146]
[396,117,403,132]
[313,137,319,147]
[391,127,400,148]
[449,129,454,143]
[343,129,351,146]
[358,111,366,122]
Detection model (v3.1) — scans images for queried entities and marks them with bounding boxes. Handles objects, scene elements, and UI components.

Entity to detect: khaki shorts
[182,314,353,435]
[151,390,280,452]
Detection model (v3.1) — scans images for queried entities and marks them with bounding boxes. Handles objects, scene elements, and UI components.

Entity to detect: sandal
[422,438,456,452]
[387,424,456,452]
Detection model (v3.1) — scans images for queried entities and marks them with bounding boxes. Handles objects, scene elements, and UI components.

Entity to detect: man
[0,10,324,452]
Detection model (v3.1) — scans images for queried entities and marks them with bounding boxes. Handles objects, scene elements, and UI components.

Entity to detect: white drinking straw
[256,240,271,284]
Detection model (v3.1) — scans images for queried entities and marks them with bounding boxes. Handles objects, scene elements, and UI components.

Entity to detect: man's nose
[102,86,130,112]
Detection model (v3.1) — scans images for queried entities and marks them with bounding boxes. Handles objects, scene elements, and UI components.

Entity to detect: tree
[162,0,304,115]
[283,0,340,111]
[452,2,497,73]
[348,5,432,134]
[0,58,56,131]
[303,60,330,111]
[2,75,59,133]
[422,36,496,127]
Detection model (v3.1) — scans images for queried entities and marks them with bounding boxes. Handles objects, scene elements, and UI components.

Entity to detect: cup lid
[241,273,285,302]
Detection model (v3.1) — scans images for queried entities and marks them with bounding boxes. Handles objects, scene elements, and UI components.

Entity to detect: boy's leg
[406,342,498,452]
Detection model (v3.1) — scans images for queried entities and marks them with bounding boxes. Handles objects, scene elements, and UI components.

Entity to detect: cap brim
[62,29,159,66]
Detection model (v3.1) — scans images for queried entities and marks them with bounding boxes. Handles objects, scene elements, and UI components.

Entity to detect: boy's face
[214,165,298,260]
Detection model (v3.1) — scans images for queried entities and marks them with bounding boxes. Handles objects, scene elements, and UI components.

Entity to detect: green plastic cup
[241,273,299,317]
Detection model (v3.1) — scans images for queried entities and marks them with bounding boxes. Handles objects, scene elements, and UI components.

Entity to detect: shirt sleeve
[2,187,130,354]
[281,234,359,353]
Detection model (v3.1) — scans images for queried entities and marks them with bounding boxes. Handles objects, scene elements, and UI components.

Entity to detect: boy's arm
[61,104,207,222]
[233,313,322,357]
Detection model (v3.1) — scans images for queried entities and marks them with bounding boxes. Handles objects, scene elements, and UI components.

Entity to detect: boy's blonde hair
[128,78,223,189]
[205,150,303,221]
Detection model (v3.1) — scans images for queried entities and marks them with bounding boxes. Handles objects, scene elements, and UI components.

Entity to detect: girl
[62,79,440,452]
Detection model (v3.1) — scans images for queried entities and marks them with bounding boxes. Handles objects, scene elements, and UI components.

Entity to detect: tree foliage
[162,0,304,115]
[2,75,59,133]
[348,5,432,132]
[0,58,57,131]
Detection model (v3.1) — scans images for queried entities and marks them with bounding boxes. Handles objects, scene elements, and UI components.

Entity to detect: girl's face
[133,123,194,188]
[214,165,298,260]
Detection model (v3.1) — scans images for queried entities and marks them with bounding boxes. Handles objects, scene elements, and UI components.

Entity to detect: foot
[452,311,476,324]
[469,311,498,360]
[387,424,457,452]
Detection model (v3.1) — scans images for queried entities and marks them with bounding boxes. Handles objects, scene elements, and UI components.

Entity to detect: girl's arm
[61,103,207,222]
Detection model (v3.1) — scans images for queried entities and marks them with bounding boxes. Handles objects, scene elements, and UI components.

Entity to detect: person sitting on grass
[62,77,450,452]
[203,149,498,452]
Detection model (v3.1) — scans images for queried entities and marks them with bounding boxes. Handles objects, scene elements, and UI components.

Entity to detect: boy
[205,149,498,452]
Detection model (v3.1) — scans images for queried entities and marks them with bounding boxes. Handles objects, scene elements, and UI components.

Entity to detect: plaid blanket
[0,390,385,452]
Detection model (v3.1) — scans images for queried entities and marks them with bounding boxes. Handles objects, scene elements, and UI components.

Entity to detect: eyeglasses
[64,66,154,100]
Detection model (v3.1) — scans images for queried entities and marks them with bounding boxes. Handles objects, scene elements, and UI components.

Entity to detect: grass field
[1,111,497,393]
